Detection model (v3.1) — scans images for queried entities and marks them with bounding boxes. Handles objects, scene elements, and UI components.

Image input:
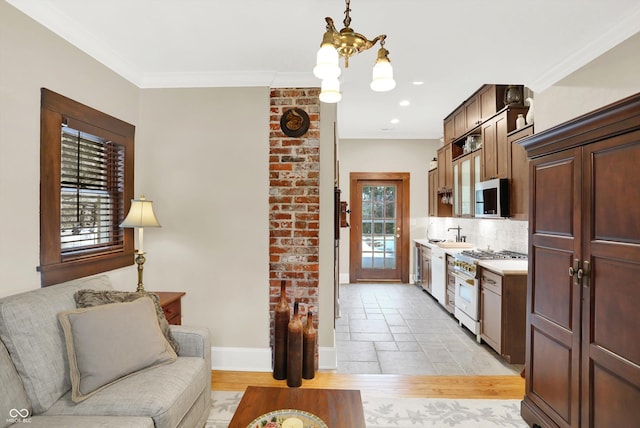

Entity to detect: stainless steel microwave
[475,178,510,218]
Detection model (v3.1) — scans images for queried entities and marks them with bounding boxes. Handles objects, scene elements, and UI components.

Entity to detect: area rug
[206,391,528,427]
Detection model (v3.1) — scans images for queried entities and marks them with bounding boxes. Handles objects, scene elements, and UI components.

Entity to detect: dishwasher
[430,246,446,305]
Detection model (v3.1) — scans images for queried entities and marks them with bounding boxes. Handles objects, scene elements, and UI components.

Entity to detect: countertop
[478,259,528,275]
[414,239,529,275]
[414,239,469,254]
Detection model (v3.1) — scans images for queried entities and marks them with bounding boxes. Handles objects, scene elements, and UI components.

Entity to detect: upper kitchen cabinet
[507,124,534,220]
[480,106,529,181]
[437,144,453,192]
[442,84,518,144]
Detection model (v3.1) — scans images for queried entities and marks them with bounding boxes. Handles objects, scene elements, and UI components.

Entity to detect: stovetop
[459,249,528,261]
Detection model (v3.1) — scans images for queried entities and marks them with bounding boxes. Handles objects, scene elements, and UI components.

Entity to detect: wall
[136,87,271,369]
[534,32,640,133]
[0,1,139,297]
[337,138,439,283]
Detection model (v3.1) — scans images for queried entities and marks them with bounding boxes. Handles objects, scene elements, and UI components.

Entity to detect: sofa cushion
[0,275,113,414]
[42,357,208,428]
[74,289,179,353]
[58,297,177,402]
[0,341,31,428]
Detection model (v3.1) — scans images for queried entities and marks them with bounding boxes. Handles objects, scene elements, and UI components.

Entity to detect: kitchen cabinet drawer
[480,269,502,295]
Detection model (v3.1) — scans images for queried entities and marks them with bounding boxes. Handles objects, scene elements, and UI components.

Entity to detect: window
[39,89,135,286]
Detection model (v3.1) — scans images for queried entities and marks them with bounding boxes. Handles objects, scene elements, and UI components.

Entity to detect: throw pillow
[74,289,179,353]
[58,297,178,402]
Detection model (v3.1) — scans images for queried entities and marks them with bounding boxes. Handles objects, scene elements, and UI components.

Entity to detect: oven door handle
[465,279,475,286]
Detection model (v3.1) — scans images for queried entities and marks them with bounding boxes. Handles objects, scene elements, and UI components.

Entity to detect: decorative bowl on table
[246,409,327,428]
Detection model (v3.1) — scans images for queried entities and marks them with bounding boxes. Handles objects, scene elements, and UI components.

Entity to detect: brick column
[269,88,321,351]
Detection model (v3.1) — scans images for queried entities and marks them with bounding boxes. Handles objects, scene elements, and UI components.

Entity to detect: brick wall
[269,88,321,351]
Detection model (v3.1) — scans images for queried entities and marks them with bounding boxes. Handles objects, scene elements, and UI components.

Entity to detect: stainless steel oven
[452,249,527,342]
[452,254,481,342]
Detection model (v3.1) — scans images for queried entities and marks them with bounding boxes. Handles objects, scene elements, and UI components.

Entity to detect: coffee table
[228,386,365,428]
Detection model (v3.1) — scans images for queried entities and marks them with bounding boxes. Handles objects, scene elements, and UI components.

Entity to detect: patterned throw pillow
[74,289,179,353]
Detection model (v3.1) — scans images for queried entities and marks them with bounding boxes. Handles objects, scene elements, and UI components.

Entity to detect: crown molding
[527,4,640,93]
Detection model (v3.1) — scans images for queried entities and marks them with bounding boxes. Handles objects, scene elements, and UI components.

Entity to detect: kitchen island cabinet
[479,267,526,364]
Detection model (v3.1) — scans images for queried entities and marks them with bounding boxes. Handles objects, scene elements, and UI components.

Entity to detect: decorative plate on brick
[280,108,310,137]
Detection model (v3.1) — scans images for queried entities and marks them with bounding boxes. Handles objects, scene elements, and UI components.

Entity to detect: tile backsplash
[427,217,529,254]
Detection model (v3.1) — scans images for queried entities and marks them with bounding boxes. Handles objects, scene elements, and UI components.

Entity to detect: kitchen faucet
[448,226,463,242]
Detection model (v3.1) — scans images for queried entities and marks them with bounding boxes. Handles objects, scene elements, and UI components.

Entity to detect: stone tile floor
[335,282,524,375]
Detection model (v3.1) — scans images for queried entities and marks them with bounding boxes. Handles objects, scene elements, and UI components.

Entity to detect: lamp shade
[319,78,342,103]
[120,196,161,228]
[370,49,396,92]
[313,44,341,80]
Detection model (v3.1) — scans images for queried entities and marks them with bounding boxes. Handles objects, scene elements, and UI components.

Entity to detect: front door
[349,173,410,283]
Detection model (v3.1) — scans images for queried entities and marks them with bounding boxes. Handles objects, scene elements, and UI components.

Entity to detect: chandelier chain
[343,0,352,28]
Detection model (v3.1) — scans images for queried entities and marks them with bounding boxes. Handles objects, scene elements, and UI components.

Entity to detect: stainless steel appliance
[475,178,510,218]
[452,249,527,342]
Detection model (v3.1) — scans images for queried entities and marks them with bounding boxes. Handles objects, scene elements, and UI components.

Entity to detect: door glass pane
[361,184,397,270]
[461,158,471,215]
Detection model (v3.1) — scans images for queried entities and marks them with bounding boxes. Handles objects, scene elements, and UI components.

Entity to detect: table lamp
[120,195,161,292]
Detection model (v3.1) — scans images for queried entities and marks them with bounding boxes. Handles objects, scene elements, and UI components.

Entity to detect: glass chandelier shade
[319,78,342,103]
[313,34,341,80]
[370,47,396,92]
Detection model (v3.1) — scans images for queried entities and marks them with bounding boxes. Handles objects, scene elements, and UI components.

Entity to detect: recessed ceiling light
[399,100,410,107]
[390,118,400,124]
[412,81,424,86]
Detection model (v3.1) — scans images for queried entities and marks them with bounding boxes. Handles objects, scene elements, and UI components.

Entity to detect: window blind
[60,126,125,257]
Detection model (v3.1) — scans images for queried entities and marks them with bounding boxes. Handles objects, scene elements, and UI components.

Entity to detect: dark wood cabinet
[481,108,527,181]
[437,144,453,191]
[465,96,480,130]
[453,108,466,139]
[444,116,455,144]
[507,124,533,220]
[520,93,640,428]
[428,169,438,217]
[479,268,527,364]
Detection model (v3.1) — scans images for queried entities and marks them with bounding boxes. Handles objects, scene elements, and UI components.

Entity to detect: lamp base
[134,252,146,292]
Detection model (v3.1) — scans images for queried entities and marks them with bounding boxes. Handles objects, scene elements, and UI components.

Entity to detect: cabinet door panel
[532,155,578,235]
[582,132,640,427]
[495,115,509,178]
[527,148,582,428]
[480,287,501,351]
[590,137,640,242]
[530,329,573,425]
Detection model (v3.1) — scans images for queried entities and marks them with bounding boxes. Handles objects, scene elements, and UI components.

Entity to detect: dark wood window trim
[39,88,135,286]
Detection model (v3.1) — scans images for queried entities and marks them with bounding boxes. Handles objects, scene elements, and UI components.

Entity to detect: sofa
[0,275,211,427]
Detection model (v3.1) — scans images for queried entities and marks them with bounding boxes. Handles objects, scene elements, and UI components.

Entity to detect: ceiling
[8,0,640,140]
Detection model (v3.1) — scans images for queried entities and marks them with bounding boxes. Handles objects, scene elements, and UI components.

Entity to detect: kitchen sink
[436,241,475,249]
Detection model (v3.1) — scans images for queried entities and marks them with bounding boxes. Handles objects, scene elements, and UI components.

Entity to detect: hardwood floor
[212,370,525,399]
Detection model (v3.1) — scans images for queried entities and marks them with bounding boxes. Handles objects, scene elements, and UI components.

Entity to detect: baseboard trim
[211,345,338,371]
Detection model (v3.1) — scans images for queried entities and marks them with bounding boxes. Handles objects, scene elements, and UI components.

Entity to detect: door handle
[580,261,590,288]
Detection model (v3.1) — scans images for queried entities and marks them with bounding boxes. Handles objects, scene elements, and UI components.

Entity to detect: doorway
[349,172,410,283]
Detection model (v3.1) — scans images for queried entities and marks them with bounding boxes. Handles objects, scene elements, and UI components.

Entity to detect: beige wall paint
[337,139,439,281]
[136,87,271,349]
[0,2,139,297]
[535,32,640,132]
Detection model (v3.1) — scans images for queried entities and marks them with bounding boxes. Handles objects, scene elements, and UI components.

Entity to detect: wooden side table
[155,291,185,325]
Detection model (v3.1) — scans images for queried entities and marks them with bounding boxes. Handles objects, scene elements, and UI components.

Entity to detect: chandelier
[313,0,396,103]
